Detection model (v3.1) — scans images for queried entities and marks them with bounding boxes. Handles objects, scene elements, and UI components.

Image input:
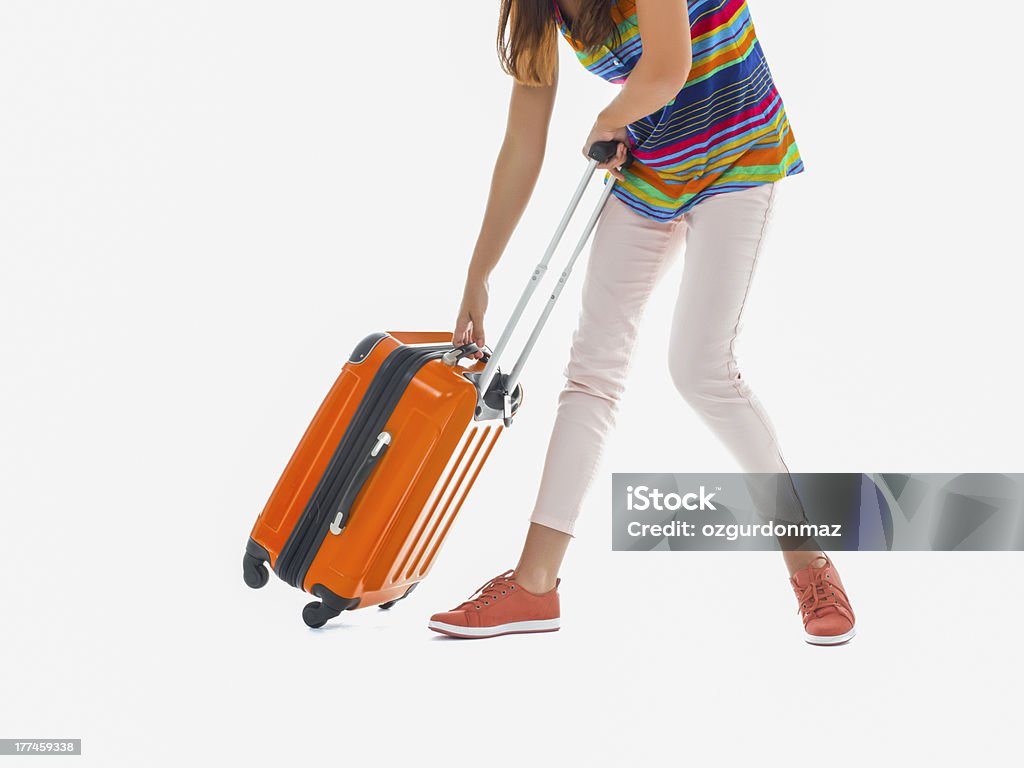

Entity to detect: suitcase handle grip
[442,343,491,366]
[475,146,630,399]
[328,432,391,536]
[588,140,634,169]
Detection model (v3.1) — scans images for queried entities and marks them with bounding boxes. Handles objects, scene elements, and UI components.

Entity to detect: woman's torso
[553,0,804,221]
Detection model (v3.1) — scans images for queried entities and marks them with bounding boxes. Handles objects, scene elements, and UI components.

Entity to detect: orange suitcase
[242,142,630,627]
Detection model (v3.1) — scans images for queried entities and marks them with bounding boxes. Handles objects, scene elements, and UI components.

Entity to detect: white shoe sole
[804,627,857,646]
[428,618,560,639]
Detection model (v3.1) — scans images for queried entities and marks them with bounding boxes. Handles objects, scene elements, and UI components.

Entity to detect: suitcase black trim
[348,332,388,364]
[274,340,451,589]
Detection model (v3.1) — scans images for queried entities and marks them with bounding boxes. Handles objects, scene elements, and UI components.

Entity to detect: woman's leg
[515,195,688,592]
[666,184,824,574]
[667,184,855,644]
[427,196,685,638]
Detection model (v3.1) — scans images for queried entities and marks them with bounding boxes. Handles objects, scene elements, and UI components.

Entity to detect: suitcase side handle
[328,431,392,536]
[442,342,489,367]
[474,141,632,400]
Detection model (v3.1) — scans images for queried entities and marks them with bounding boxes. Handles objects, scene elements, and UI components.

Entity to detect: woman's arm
[585,0,692,170]
[455,68,558,353]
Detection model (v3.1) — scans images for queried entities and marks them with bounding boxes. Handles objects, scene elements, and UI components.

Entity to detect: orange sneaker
[790,555,856,645]
[428,570,561,639]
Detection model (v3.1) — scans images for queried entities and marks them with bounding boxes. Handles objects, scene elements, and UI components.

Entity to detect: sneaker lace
[455,569,517,610]
[793,560,850,621]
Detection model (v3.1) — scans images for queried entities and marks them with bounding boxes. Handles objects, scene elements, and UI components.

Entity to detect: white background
[2,1,1022,765]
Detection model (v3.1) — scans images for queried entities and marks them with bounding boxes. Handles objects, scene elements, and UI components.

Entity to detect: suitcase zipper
[274,344,449,589]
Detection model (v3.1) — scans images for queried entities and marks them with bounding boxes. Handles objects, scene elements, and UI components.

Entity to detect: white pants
[529,183,794,536]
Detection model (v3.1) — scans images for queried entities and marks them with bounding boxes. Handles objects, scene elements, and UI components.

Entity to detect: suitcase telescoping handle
[474,140,633,402]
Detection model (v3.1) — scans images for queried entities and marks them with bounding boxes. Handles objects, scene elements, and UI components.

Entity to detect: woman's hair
[498,0,620,86]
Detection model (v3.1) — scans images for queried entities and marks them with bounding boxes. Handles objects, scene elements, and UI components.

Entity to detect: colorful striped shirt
[553,0,804,221]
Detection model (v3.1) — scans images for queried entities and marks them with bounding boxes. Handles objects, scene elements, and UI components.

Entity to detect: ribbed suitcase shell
[245,331,505,618]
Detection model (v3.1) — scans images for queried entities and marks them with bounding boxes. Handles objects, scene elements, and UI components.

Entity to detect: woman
[428,0,856,645]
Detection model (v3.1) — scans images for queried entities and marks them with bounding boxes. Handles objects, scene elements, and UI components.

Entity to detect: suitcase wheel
[378,582,419,610]
[304,587,360,628]
[302,600,341,629]
[242,553,270,590]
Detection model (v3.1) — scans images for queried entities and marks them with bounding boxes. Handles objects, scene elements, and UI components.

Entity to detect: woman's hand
[453,275,489,360]
[583,123,630,180]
